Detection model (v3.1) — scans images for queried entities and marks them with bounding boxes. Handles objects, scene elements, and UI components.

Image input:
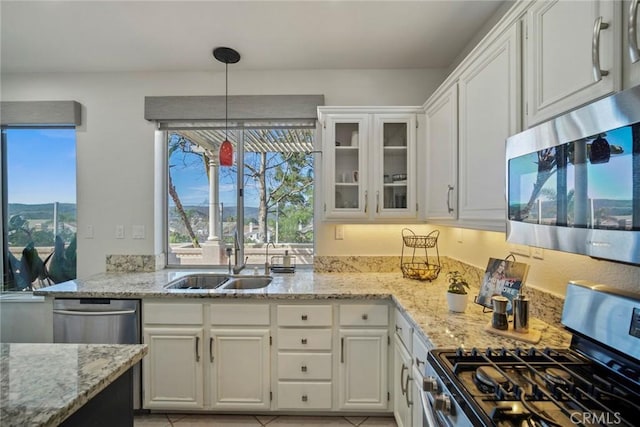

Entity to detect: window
[1,128,77,291]
[166,126,315,267]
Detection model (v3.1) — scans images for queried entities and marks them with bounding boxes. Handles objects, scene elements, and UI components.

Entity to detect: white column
[207,159,220,241]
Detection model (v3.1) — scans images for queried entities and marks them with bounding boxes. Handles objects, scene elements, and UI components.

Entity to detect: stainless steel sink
[164,274,230,290]
[221,276,273,290]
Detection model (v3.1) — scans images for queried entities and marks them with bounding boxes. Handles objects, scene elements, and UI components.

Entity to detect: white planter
[446,292,468,313]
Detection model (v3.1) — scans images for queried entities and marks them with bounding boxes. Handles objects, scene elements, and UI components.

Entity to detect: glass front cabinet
[319,108,417,221]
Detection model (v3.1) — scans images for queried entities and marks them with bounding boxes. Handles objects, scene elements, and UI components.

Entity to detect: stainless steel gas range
[422,281,640,426]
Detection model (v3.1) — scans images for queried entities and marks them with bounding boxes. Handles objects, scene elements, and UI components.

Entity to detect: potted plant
[446,271,470,312]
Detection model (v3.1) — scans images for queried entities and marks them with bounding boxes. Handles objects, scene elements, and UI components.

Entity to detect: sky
[5,128,77,204]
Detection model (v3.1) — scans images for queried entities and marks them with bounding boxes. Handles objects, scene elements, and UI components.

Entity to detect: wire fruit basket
[400,228,441,281]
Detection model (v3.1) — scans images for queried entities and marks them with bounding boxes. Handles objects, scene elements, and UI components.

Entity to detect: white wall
[1,69,448,277]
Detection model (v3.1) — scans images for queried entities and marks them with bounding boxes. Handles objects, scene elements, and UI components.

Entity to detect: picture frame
[476,256,530,314]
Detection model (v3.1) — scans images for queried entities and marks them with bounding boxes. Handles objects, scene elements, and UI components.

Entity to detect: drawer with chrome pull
[277,382,332,409]
[277,353,332,380]
[277,305,333,327]
[277,328,332,350]
[339,304,388,326]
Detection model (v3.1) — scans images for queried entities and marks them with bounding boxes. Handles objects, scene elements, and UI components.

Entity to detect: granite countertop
[34,269,571,350]
[0,343,147,427]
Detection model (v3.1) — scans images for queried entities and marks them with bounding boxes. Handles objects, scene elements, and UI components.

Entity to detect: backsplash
[314,255,565,327]
[106,254,164,273]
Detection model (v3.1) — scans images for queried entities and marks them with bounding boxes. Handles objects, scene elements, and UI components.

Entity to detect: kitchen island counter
[34,270,571,350]
[0,343,147,427]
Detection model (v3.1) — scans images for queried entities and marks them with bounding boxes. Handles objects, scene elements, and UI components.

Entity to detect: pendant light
[213,47,241,167]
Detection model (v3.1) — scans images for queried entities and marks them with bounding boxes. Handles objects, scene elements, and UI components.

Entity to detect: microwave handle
[630,0,640,63]
[592,16,610,82]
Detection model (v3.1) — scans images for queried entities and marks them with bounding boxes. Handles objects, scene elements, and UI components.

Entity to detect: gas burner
[473,366,510,394]
[544,367,573,389]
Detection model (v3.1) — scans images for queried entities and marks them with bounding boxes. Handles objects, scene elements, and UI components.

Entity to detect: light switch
[335,225,344,240]
[508,243,530,257]
[115,225,125,239]
[531,246,544,259]
[86,225,94,239]
[132,225,145,239]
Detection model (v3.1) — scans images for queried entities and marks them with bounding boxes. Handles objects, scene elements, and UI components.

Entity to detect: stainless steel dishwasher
[53,298,142,409]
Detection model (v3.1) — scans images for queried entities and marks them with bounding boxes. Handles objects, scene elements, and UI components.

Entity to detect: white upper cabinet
[525,0,621,126]
[424,83,458,222]
[623,0,640,88]
[458,23,521,229]
[319,108,418,222]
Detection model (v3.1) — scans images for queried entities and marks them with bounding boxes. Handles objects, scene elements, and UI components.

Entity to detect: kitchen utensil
[491,296,509,330]
[513,293,529,332]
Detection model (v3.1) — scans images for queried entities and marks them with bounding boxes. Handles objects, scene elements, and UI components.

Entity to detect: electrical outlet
[335,225,344,240]
[457,228,463,243]
[86,225,94,239]
[115,225,125,239]
[132,225,145,239]
[508,243,530,257]
[531,246,544,259]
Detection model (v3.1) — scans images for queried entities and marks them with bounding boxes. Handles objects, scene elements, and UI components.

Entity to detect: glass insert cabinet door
[374,114,416,219]
[323,114,368,219]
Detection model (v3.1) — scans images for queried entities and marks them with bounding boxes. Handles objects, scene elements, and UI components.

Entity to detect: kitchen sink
[164,274,230,290]
[221,276,273,290]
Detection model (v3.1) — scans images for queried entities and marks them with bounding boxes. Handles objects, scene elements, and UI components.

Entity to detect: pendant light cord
[225,62,229,141]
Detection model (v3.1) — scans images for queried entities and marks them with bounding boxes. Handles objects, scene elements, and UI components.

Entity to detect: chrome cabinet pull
[395,325,402,333]
[209,337,214,363]
[361,313,368,320]
[301,365,307,372]
[630,0,640,63]
[446,185,454,213]
[400,363,408,395]
[364,190,368,213]
[341,337,345,363]
[376,191,380,213]
[301,394,308,402]
[301,338,308,345]
[195,336,200,362]
[301,314,308,321]
[405,373,413,407]
[592,16,610,82]
[415,357,425,367]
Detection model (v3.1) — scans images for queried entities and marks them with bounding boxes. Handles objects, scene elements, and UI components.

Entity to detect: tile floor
[134,414,397,427]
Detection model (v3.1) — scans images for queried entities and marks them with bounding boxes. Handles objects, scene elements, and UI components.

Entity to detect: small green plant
[447,271,469,295]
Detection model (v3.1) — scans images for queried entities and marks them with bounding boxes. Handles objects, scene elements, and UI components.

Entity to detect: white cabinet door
[338,329,388,410]
[624,0,640,88]
[209,328,270,410]
[393,337,413,427]
[373,114,417,220]
[458,23,520,230]
[424,83,458,222]
[526,0,620,126]
[143,327,204,410]
[322,114,369,220]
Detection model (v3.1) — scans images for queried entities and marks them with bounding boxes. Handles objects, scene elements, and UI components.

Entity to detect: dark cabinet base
[61,368,133,427]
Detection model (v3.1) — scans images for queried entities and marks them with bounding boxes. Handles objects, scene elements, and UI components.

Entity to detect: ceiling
[1,0,507,74]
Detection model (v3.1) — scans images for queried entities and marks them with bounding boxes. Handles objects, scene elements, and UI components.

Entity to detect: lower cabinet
[394,334,413,427]
[209,328,270,410]
[143,327,205,409]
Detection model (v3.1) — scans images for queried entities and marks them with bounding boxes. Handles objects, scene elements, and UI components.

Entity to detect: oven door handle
[420,388,440,427]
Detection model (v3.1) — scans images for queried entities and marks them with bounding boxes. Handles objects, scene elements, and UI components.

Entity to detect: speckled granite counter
[34,270,571,350]
[0,343,147,427]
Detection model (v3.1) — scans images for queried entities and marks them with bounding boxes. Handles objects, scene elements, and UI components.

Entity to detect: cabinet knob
[415,357,425,367]
[301,365,307,372]
[301,338,308,345]
[301,314,308,321]
[395,325,402,332]
[301,394,308,402]
[362,314,368,320]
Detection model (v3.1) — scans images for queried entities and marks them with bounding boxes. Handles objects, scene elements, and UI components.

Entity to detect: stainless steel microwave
[506,85,640,265]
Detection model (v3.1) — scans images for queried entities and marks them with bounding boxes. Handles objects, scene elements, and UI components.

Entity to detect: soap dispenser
[283,250,291,268]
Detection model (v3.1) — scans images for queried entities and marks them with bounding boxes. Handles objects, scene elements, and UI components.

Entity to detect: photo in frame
[476,257,530,314]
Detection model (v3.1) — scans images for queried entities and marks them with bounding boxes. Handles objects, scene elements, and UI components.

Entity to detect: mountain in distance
[169,205,260,222]
[8,203,77,220]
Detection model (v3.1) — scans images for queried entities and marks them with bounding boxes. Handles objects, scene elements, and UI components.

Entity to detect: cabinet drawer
[412,332,430,370]
[277,305,332,327]
[144,303,203,325]
[340,304,388,326]
[209,304,269,325]
[277,328,332,351]
[278,353,332,380]
[277,382,332,410]
[394,308,413,352]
